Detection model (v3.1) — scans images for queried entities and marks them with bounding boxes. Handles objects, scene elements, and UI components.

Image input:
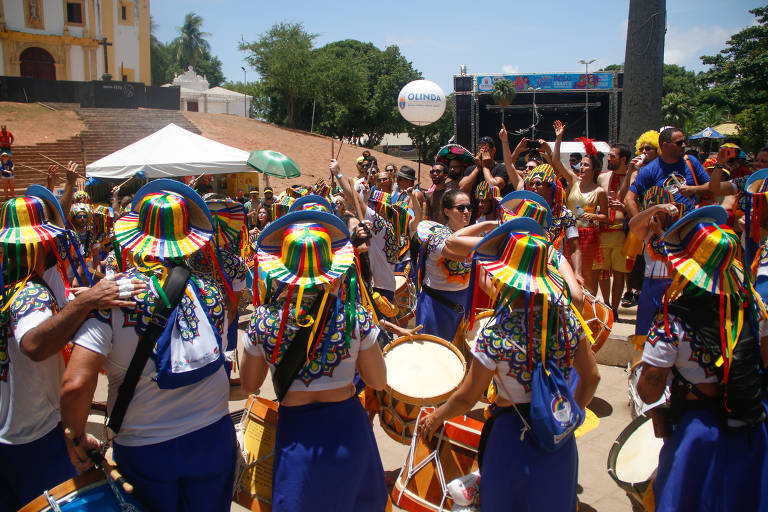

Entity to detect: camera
[526,140,541,149]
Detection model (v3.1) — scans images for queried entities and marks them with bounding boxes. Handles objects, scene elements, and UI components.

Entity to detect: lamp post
[241,66,247,118]
[578,58,596,138]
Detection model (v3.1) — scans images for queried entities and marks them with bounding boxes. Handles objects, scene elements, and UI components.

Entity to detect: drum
[19,469,144,511]
[627,361,670,419]
[460,309,494,355]
[378,335,466,444]
[607,415,664,511]
[581,290,614,352]
[234,395,278,512]
[393,407,483,512]
[393,272,417,326]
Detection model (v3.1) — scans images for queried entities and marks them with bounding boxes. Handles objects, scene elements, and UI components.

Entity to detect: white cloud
[502,64,519,74]
[664,25,733,70]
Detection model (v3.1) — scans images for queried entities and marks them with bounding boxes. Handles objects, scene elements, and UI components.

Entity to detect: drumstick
[36,154,86,177]
[335,137,344,160]
[64,428,134,493]
[188,172,206,188]
[331,139,335,160]
[16,162,51,176]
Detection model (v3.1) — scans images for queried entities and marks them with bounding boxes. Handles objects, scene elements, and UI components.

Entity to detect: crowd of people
[1,119,768,512]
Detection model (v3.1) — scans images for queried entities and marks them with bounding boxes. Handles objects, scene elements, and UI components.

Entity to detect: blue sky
[151,0,763,93]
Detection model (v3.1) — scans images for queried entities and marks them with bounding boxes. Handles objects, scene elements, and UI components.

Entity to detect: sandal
[620,291,638,308]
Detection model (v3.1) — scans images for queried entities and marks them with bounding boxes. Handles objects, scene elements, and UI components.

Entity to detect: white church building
[165,66,252,118]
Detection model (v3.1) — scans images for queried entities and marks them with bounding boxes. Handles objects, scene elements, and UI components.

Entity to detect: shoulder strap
[107,266,191,435]
[684,155,699,186]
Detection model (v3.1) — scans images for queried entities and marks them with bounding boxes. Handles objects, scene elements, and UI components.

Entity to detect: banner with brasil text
[475,73,615,93]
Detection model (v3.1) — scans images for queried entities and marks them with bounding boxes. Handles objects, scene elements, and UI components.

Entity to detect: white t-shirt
[0,266,69,444]
[72,270,230,447]
[422,225,472,292]
[365,207,396,293]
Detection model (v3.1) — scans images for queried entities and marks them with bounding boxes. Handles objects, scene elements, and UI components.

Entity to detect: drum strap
[108,265,190,435]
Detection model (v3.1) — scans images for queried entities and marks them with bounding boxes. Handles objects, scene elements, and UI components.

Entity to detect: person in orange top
[0,125,14,155]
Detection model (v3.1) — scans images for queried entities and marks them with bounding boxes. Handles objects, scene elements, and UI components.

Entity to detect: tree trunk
[286,93,295,128]
[619,0,666,146]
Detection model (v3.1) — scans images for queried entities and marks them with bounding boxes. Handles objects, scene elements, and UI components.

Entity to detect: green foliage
[150,13,225,87]
[701,5,768,106]
[406,94,455,164]
[239,22,317,128]
[239,25,422,142]
[492,79,516,107]
[735,104,768,154]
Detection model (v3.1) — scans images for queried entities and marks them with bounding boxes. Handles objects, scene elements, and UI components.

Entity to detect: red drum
[581,290,614,352]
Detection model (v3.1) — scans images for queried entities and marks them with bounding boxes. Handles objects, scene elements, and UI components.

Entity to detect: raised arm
[59,162,79,221]
[443,220,498,260]
[552,121,579,188]
[500,124,525,191]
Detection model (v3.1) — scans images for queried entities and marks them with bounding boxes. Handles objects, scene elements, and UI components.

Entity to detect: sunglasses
[640,146,656,152]
[452,204,471,213]
[526,165,536,170]
[667,140,685,147]
[430,168,445,174]
[376,177,390,183]
[529,180,545,187]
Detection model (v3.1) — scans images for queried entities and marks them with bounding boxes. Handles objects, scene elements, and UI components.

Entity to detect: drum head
[607,415,663,486]
[463,310,494,353]
[395,273,407,290]
[383,336,466,402]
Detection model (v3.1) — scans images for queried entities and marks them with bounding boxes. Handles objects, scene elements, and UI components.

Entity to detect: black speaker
[455,95,472,150]
[454,76,472,93]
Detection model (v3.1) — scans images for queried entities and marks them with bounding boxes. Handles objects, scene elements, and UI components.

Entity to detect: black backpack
[667,293,766,429]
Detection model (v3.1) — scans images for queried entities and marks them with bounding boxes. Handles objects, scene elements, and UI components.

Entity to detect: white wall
[69,45,84,80]
[113,2,140,80]
[5,0,67,35]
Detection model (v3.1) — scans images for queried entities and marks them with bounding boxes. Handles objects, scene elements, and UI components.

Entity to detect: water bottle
[574,205,586,219]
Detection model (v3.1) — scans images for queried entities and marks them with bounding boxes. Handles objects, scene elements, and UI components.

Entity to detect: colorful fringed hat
[115,179,213,260]
[368,190,411,258]
[289,194,334,214]
[91,205,114,247]
[524,163,565,215]
[72,190,91,205]
[499,191,552,230]
[642,186,691,217]
[659,206,760,382]
[203,195,248,252]
[256,210,355,288]
[743,169,768,267]
[313,178,332,198]
[271,195,295,220]
[473,217,568,306]
[436,143,475,166]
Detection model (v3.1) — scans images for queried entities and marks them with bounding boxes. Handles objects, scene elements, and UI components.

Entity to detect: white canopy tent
[85,123,252,179]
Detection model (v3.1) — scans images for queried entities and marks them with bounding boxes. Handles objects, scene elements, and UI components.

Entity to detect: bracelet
[336,173,344,180]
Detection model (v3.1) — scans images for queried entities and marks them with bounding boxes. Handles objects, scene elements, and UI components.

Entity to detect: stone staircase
[10,104,200,191]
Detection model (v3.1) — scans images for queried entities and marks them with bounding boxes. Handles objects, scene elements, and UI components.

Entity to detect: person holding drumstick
[419,218,599,511]
[637,206,768,511]
[240,209,388,511]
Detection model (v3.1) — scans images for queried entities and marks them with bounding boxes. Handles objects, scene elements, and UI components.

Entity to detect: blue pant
[653,409,768,512]
[480,412,578,511]
[0,423,77,512]
[635,277,670,338]
[113,415,236,512]
[273,396,387,511]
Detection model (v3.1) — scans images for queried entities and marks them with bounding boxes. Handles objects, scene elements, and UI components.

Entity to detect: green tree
[150,17,173,85]
[239,23,317,128]
[735,104,768,154]
[662,92,695,128]
[701,5,768,107]
[174,13,210,68]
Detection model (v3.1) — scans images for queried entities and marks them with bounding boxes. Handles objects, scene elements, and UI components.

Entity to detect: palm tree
[173,12,211,69]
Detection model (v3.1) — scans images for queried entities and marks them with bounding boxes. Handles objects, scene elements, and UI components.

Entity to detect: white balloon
[397,80,446,126]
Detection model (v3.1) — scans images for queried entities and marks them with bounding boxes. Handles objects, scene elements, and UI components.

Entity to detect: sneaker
[620,291,638,308]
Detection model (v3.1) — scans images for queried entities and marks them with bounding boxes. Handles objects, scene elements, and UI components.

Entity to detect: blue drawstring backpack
[529,360,584,452]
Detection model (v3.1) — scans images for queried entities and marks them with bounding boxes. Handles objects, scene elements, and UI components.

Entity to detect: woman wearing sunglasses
[415,189,495,340]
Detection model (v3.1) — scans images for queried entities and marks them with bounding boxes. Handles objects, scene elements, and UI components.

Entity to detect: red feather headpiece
[575,137,597,157]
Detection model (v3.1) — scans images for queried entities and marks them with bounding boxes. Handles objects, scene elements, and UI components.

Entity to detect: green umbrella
[246,150,301,178]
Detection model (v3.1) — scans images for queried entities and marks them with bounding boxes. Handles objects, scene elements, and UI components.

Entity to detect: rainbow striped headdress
[499,191,552,231]
[72,190,91,205]
[0,196,67,248]
[204,196,248,253]
[368,190,411,258]
[659,206,763,383]
[91,205,114,247]
[524,163,565,214]
[641,186,691,217]
[475,181,500,200]
[314,178,332,199]
[256,211,355,289]
[115,187,213,260]
[271,195,295,220]
[289,194,334,215]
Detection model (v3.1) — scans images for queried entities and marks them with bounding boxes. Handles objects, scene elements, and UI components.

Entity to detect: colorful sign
[475,73,614,93]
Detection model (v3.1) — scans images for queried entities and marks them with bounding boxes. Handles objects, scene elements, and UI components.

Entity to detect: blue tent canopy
[689,127,725,140]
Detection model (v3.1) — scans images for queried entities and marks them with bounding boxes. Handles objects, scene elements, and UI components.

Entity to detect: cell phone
[527,140,541,149]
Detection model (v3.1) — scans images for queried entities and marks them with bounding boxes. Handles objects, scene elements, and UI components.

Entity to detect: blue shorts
[113,415,236,512]
[0,423,77,512]
[415,286,470,341]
